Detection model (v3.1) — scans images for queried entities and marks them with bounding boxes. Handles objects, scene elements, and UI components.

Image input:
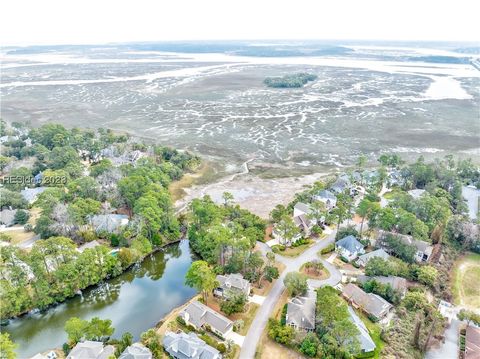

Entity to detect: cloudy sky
[1,0,479,46]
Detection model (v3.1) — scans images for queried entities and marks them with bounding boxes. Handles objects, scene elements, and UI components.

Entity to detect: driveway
[425,319,460,359]
[239,231,341,359]
[226,331,245,347]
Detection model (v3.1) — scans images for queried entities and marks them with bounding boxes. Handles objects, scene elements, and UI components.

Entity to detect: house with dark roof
[313,190,337,210]
[118,343,152,359]
[465,325,480,359]
[66,341,115,359]
[342,283,393,321]
[214,273,250,299]
[179,301,233,338]
[286,289,316,331]
[376,230,433,263]
[347,306,376,354]
[163,331,221,359]
[357,275,407,298]
[76,240,102,253]
[357,248,390,267]
[336,235,365,261]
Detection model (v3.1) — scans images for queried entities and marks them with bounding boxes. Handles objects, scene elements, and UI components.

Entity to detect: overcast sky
[1,0,479,46]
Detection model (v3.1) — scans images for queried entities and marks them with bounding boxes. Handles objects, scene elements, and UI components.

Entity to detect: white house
[335,235,365,261]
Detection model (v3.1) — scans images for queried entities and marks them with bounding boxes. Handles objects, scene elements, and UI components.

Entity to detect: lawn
[383,188,403,199]
[355,310,385,359]
[278,241,314,257]
[452,252,480,309]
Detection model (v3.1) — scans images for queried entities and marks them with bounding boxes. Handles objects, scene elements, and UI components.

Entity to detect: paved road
[17,234,40,248]
[240,231,341,359]
[425,319,460,359]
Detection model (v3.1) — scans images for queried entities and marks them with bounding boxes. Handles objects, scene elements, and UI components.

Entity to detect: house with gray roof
[118,343,152,359]
[342,283,393,322]
[330,176,351,194]
[163,331,221,359]
[286,289,316,331]
[179,300,233,338]
[313,190,337,209]
[20,187,47,204]
[77,240,102,253]
[357,248,390,267]
[66,341,115,359]
[336,235,365,261]
[347,306,376,354]
[89,214,129,233]
[462,185,480,221]
[214,273,250,299]
[407,189,426,200]
[357,275,407,298]
[293,202,315,236]
[376,230,433,263]
[0,209,17,227]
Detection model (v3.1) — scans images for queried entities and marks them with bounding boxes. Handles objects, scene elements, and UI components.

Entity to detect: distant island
[264,72,317,88]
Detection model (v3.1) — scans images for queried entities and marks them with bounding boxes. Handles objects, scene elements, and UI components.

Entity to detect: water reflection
[5,240,197,358]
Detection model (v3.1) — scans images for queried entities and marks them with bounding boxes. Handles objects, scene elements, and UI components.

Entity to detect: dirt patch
[452,253,480,309]
[176,172,328,219]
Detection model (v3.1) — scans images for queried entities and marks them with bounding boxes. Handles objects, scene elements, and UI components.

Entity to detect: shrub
[280,304,288,325]
[24,223,33,232]
[14,209,30,225]
[176,316,186,326]
[217,343,227,353]
[320,243,335,254]
[367,314,379,322]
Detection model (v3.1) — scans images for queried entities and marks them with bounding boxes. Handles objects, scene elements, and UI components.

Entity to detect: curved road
[240,231,341,359]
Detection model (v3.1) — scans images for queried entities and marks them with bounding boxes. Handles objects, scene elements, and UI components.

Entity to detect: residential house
[179,300,233,338]
[77,240,102,253]
[20,187,47,204]
[342,283,393,321]
[330,176,351,194]
[313,190,337,210]
[163,331,221,359]
[214,273,250,299]
[89,214,129,233]
[66,341,115,359]
[356,248,390,267]
[335,235,365,261]
[0,208,17,227]
[465,325,480,359]
[293,202,315,236]
[357,275,407,298]
[347,306,376,355]
[118,343,152,359]
[29,353,56,359]
[286,289,316,331]
[376,230,433,263]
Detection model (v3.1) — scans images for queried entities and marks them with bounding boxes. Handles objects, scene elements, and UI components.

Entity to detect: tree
[365,257,393,276]
[85,317,115,342]
[270,204,288,223]
[403,291,429,311]
[267,319,295,345]
[185,260,218,304]
[141,329,162,358]
[417,265,438,287]
[457,309,480,326]
[14,209,30,225]
[275,215,299,246]
[0,332,17,359]
[284,271,308,296]
[65,317,88,345]
[356,199,374,235]
[263,266,279,282]
[222,192,234,207]
[331,192,352,231]
[220,292,247,315]
[116,332,133,356]
[300,333,320,357]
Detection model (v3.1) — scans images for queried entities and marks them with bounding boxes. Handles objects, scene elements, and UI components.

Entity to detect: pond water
[4,240,197,358]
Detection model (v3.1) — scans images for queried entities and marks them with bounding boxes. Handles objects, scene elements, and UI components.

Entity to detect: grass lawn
[452,252,480,309]
[383,188,403,199]
[4,228,36,244]
[355,310,385,359]
[279,241,314,257]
